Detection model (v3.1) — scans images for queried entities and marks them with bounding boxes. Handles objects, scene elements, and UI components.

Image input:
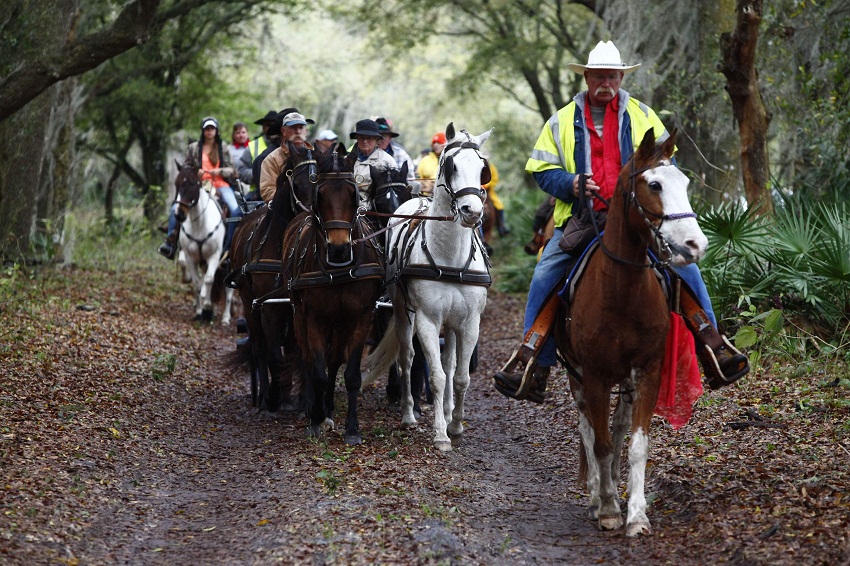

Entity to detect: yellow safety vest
[525,93,668,228]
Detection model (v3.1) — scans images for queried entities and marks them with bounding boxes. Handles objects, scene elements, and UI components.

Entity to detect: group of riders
[159,39,751,408]
[158,111,510,262]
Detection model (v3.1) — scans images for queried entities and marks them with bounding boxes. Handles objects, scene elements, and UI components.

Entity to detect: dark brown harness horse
[282,145,384,444]
[227,143,317,411]
[556,130,707,536]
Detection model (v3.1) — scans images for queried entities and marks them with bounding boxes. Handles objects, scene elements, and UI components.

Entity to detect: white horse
[173,163,234,325]
[368,123,492,451]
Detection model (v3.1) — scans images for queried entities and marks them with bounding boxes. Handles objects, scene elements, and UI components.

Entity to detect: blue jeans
[217,185,243,251]
[524,227,717,367]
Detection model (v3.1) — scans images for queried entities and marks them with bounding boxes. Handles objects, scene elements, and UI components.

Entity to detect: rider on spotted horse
[159,116,244,260]
[493,41,749,404]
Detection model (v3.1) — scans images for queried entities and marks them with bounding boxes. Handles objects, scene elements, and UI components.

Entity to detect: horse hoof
[344,434,362,446]
[587,505,599,520]
[305,425,322,438]
[201,309,214,323]
[599,515,624,531]
[626,521,652,537]
[413,408,422,420]
[434,440,453,452]
[322,418,335,432]
[401,414,417,426]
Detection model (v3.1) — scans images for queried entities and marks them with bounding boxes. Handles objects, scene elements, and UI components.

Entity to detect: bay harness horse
[282,144,384,445]
[367,123,492,451]
[226,142,317,411]
[555,129,708,536]
[173,163,235,325]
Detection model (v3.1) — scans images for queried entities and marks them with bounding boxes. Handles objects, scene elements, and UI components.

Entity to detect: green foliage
[316,469,341,496]
[699,197,850,365]
[151,353,177,381]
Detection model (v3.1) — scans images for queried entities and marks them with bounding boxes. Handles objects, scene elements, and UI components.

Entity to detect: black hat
[254,110,278,125]
[376,117,399,138]
[349,119,383,140]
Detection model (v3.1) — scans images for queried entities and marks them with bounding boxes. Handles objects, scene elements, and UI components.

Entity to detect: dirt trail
[5,268,846,565]
[31,291,639,564]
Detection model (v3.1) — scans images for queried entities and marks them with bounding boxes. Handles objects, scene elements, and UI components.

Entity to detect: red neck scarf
[584,95,622,211]
[232,139,250,149]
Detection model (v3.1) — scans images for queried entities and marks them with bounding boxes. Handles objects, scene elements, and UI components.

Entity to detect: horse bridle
[285,149,318,214]
[592,158,697,268]
[312,169,363,267]
[435,135,490,217]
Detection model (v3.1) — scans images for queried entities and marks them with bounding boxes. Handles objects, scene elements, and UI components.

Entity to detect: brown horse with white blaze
[556,129,708,536]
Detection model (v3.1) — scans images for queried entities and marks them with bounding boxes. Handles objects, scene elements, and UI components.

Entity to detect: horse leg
[447,321,478,440]
[304,351,330,438]
[576,377,623,530]
[261,306,288,413]
[409,336,426,419]
[416,318,450,451]
[221,287,234,326]
[185,258,203,318]
[342,343,366,446]
[625,369,661,537]
[249,320,271,411]
[200,258,218,321]
[610,383,634,487]
[441,330,457,424]
[394,310,417,426]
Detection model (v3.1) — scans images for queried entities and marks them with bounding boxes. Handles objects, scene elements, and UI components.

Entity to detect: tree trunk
[0,0,78,261]
[719,0,774,215]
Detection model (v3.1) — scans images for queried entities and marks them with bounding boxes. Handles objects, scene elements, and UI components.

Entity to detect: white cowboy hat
[567,41,641,74]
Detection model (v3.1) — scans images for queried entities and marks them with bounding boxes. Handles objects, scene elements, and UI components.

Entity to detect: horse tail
[223,336,252,373]
[362,315,399,388]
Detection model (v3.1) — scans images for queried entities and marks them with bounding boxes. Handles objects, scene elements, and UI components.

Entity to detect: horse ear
[344,146,357,170]
[476,128,493,148]
[661,129,678,159]
[335,142,348,156]
[175,159,183,170]
[445,122,455,141]
[636,129,657,162]
[369,165,380,184]
[399,162,408,181]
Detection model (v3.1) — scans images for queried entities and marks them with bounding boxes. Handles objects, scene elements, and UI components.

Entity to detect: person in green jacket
[494,41,749,404]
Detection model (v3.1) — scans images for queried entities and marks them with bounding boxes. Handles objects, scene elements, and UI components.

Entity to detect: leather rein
[589,158,696,269]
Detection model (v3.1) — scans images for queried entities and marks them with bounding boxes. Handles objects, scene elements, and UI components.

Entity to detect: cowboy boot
[494,365,551,404]
[158,231,178,260]
[685,308,750,389]
[493,288,561,403]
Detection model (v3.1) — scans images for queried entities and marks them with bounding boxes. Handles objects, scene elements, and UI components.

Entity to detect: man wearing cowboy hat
[349,118,397,206]
[259,108,316,203]
[494,41,749,404]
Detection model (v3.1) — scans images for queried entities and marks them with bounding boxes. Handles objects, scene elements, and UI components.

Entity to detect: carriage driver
[493,41,750,404]
[259,109,316,204]
[349,118,397,206]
